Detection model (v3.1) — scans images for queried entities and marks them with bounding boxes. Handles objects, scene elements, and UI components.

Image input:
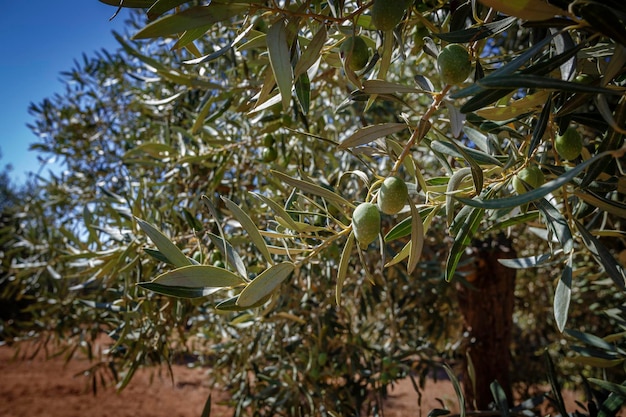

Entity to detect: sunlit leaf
[271,170,354,209]
[474,91,550,121]
[446,167,472,227]
[124,143,176,158]
[133,3,249,39]
[535,198,574,254]
[294,26,327,79]
[138,282,221,298]
[361,79,427,95]
[171,25,211,50]
[207,232,247,278]
[183,24,254,64]
[142,91,188,106]
[237,262,294,307]
[498,253,551,269]
[267,19,293,112]
[445,101,466,138]
[554,253,573,333]
[408,198,424,274]
[554,30,576,80]
[336,231,355,305]
[115,33,223,88]
[221,196,274,265]
[250,193,301,232]
[147,0,190,20]
[135,217,192,268]
[151,264,245,287]
[338,123,407,149]
[385,242,411,267]
[430,140,503,166]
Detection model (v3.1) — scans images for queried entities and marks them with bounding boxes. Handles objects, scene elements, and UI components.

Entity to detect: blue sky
[0,1,133,185]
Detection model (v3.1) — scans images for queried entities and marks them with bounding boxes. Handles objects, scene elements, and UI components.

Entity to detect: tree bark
[456,234,516,410]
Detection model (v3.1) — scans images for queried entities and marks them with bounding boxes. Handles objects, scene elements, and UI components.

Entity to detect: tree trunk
[456,234,516,410]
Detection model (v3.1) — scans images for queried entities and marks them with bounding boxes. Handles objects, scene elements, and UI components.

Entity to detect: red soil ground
[0,341,586,417]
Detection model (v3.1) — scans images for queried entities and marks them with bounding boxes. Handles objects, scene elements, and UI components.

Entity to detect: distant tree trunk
[456,234,516,410]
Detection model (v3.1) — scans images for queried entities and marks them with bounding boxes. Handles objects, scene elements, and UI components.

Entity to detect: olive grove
[2,0,626,415]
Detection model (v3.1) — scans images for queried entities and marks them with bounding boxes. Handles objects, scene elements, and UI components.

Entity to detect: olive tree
[6,0,626,414]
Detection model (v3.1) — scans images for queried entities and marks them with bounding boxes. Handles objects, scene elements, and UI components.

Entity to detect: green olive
[352,202,381,248]
[513,165,545,194]
[437,44,472,85]
[371,0,410,31]
[262,146,278,162]
[340,36,370,71]
[263,134,276,147]
[377,176,408,215]
[555,127,583,161]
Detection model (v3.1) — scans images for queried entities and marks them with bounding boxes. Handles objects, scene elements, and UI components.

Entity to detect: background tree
[4,0,626,415]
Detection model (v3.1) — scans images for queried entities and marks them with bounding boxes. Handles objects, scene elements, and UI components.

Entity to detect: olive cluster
[352,177,408,248]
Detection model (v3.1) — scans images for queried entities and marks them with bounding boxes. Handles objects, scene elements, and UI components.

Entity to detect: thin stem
[391,84,452,175]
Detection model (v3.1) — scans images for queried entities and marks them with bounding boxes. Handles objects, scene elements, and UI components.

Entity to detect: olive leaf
[554,253,573,333]
[237,262,295,307]
[267,19,293,112]
[135,217,192,268]
[434,16,517,43]
[221,196,274,266]
[407,198,425,274]
[575,220,626,290]
[338,123,407,149]
[456,150,613,209]
[271,170,354,209]
[336,231,355,305]
[133,3,249,39]
[535,197,574,254]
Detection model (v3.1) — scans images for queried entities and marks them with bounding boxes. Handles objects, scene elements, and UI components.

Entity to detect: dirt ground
[0,341,585,417]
